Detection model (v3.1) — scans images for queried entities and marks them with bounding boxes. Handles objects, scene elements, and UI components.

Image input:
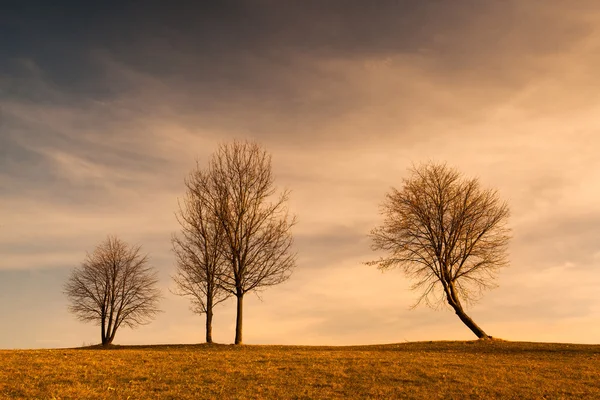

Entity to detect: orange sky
[1,0,600,348]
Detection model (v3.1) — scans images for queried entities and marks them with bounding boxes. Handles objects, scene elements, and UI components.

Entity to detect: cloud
[1,0,600,348]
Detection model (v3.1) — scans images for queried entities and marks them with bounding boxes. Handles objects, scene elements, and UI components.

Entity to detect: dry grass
[1,340,599,399]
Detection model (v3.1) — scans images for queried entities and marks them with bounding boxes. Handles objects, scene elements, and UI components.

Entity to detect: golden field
[1,340,599,399]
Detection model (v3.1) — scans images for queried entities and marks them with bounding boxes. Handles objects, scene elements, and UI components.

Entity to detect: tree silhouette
[172,164,232,343]
[206,140,296,344]
[367,162,510,339]
[64,236,162,346]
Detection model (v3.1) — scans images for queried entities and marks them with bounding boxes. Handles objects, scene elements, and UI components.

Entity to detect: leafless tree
[208,140,296,344]
[367,162,510,339]
[172,165,232,343]
[64,235,162,346]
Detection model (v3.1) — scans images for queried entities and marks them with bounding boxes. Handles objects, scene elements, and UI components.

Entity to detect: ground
[0,340,599,399]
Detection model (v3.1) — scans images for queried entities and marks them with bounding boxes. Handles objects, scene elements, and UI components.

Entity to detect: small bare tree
[367,162,510,339]
[172,165,231,343]
[64,235,162,346]
[209,140,296,344]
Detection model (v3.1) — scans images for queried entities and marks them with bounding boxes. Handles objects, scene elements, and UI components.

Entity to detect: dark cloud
[2,0,600,348]
[2,0,597,160]
[4,0,593,120]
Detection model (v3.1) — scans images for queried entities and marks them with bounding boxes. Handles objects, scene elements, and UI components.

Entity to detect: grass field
[1,340,599,399]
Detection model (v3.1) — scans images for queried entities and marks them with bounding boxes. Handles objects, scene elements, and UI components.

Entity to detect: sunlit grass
[1,341,599,399]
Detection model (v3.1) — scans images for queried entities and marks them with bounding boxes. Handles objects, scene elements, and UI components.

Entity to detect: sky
[1,0,600,349]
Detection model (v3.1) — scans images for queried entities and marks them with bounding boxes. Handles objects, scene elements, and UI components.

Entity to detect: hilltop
[1,340,599,399]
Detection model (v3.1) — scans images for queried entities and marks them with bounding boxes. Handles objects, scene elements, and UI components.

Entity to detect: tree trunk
[206,307,213,343]
[234,294,243,345]
[206,288,214,343]
[101,334,113,346]
[102,322,108,346]
[101,320,118,346]
[101,321,109,346]
[451,304,490,339]
[444,280,490,339]
[102,330,114,346]
[107,328,116,345]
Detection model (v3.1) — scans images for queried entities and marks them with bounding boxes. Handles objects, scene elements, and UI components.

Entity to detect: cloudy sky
[1,0,600,349]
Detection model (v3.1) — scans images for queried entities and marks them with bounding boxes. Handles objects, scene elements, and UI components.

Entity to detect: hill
[1,340,599,399]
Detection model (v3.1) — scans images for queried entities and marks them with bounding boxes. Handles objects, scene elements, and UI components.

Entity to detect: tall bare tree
[367,162,510,339]
[64,235,162,346]
[209,140,296,344]
[172,165,231,343]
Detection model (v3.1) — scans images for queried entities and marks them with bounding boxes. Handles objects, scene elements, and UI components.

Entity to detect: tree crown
[64,235,162,333]
[368,162,511,309]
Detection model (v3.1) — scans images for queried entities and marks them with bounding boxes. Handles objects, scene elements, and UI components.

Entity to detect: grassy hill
[1,340,599,399]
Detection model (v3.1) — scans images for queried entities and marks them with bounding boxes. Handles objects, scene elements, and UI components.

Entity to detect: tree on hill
[172,163,232,343]
[64,235,162,346]
[367,162,511,339]
[189,140,296,345]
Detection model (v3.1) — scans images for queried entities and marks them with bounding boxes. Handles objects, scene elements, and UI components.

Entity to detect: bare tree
[367,162,510,339]
[208,140,296,344]
[172,165,231,343]
[64,236,162,346]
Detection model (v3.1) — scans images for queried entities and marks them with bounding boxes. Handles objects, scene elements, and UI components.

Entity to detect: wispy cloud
[1,0,599,347]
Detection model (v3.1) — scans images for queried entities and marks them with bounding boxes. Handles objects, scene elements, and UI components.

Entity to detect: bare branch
[171,162,234,343]
[198,140,297,344]
[64,235,162,346]
[367,162,511,339]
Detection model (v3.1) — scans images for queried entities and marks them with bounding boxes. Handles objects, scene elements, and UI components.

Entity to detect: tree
[64,235,162,346]
[207,140,296,344]
[172,164,232,343]
[367,162,510,339]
